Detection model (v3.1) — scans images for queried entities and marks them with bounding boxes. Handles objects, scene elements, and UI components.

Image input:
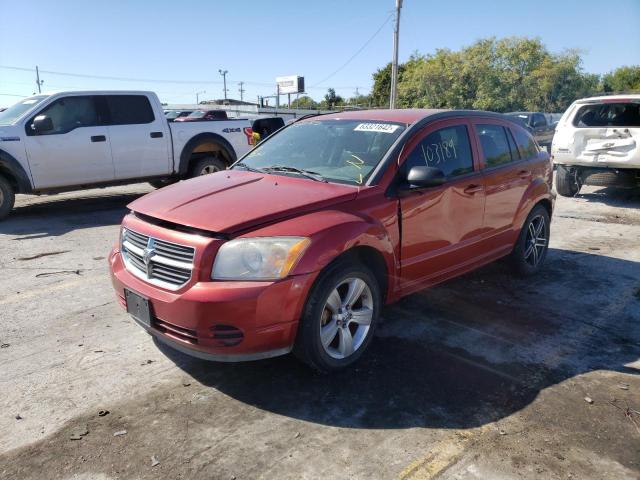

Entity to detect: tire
[0,175,15,221]
[148,178,178,189]
[510,204,550,276]
[294,258,381,373]
[556,165,580,197]
[189,156,226,178]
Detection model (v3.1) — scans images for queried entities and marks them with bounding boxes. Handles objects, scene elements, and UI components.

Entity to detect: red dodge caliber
[110,109,555,372]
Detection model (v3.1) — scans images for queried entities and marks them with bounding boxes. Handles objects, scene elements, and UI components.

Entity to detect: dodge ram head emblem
[142,238,157,277]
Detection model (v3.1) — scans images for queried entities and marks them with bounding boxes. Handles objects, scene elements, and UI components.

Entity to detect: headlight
[211,237,310,280]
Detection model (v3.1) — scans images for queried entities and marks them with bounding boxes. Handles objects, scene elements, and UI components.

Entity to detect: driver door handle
[90,135,106,142]
[463,184,484,194]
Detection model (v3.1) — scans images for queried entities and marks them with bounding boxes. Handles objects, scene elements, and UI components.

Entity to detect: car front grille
[121,228,195,290]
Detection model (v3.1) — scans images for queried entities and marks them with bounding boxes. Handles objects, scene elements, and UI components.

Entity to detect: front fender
[244,209,397,297]
[0,148,33,193]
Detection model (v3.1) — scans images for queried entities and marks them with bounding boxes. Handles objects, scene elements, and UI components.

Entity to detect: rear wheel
[0,175,15,220]
[556,165,580,197]
[189,156,226,178]
[294,259,380,372]
[510,204,550,276]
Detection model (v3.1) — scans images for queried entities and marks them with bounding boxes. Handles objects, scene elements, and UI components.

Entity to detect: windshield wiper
[263,165,327,182]
[233,162,265,174]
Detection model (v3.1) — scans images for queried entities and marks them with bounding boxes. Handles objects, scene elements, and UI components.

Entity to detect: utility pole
[218,69,228,100]
[195,90,206,104]
[238,82,245,102]
[35,66,43,94]
[389,0,402,109]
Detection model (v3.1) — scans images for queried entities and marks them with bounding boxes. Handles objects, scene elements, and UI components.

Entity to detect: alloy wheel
[200,165,219,175]
[319,277,373,359]
[524,215,547,267]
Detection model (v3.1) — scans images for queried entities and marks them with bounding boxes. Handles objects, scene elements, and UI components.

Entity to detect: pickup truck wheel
[190,156,226,177]
[556,165,581,197]
[510,204,550,276]
[294,259,380,372]
[0,175,16,220]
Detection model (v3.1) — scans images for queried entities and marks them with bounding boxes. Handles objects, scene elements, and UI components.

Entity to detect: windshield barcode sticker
[354,123,399,133]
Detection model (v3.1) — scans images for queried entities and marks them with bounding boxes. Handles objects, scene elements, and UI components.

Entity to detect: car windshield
[165,111,180,119]
[0,95,48,126]
[235,119,406,185]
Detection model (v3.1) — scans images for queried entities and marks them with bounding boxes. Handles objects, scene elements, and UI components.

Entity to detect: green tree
[372,37,601,113]
[601,66,640,92]
[290,95,318,109]
[320,88,344,109]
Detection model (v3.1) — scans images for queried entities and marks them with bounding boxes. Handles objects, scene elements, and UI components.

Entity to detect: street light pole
[389,0,402,109]
[218,69,228,100]
[195,90,206,104]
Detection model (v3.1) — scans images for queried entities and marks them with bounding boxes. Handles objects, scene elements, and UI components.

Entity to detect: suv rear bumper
[109,247,318,362]
[556,165,640,188]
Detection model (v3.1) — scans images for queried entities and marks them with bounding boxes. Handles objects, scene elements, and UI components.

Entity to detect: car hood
[129,170,359,234]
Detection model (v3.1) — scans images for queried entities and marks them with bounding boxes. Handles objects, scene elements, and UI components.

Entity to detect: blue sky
[1,0,639,107]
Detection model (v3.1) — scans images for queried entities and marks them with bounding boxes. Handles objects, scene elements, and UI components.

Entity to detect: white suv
[551,94,640,196]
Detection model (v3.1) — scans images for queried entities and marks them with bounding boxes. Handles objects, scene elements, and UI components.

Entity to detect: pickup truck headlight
[211,237,310,280]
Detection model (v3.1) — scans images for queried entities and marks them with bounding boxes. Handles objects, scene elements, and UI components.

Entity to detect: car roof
[305,108,519,126]
[576,93,640,103]
[310,109,447,125]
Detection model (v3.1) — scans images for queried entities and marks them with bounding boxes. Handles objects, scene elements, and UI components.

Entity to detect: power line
[310,12,393,88]
[0,65,372,93]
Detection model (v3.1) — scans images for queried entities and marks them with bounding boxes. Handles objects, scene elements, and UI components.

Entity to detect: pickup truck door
[23,95,114,189]
[104,95,171,180]
[531,113,553,146]
[398,119,486,292]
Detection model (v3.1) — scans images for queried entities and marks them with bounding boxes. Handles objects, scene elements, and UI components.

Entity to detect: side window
[30,96,99,135]
[512,128,539,159]
[532,113,545,127]
[106,95,155,125]
[477,124,513,168]
[403,125,474,178]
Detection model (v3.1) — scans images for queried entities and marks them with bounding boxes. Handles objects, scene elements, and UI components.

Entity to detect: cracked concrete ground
[0,183,638,479]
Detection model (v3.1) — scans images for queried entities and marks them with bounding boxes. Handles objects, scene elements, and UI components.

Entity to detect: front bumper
[109,247,318,362]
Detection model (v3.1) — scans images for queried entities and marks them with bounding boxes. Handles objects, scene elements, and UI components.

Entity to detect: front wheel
[0,175,16,220]
[294,259,381,372]
[510,204,550,276]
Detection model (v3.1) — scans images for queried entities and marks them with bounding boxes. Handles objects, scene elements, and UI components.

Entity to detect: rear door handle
[91,135,106,142]
[150,131,163,138]
[463,184,484,194]
[518,169,532,179]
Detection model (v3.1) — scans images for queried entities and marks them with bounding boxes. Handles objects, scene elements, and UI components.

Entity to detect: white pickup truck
[0,91,256,219]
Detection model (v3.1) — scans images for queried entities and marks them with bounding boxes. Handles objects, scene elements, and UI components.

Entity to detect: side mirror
[32,115,54,134]
[404,166,445,189]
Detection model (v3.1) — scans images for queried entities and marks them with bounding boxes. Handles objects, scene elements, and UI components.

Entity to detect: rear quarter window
[106,95,155,125]
[572,102,640,128]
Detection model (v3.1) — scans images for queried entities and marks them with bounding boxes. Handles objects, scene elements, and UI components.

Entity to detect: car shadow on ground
[575,186,640,208]
[159,247,640,430]
[0,190,148,238]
